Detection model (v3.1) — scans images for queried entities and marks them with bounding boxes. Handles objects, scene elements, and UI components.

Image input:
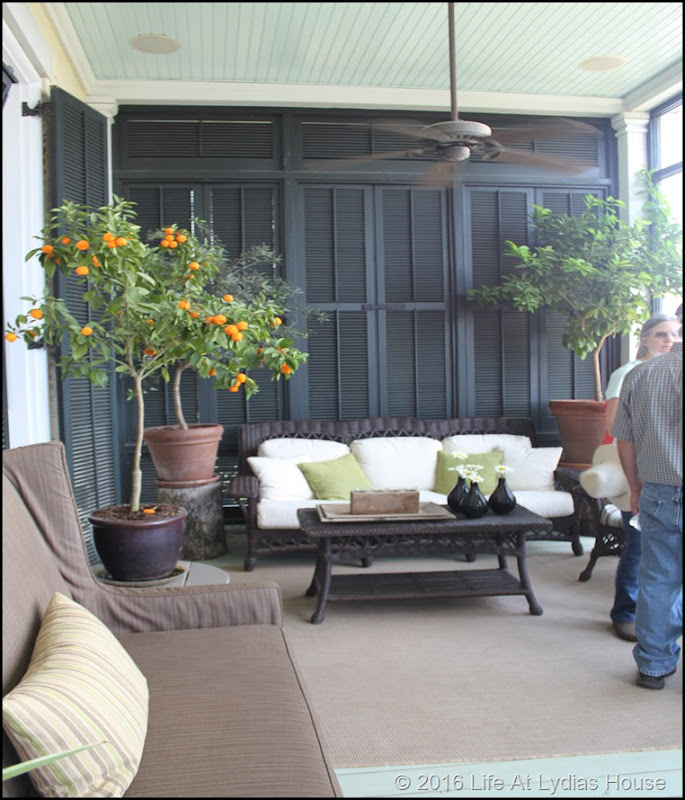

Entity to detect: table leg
[306,548,324,597]
[310,541,332,624]
[515,533,543,615]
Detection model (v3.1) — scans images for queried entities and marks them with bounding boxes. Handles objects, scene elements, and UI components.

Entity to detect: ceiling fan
[317,3,601,185]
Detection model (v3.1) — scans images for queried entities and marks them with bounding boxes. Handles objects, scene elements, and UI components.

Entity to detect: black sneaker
[636,669,676,690]
[613,621,637,642]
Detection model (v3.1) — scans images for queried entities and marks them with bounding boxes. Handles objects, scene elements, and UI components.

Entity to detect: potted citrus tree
[142,237,308,485]
[468,168,682,465]
[5,196,307,578]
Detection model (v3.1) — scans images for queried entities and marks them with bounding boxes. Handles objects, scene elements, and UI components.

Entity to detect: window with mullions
[649,95,682,316]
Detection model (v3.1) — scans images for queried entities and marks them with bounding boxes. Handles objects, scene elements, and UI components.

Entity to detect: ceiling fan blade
[479,144,595,174]
[490,116,603,145]
[417,160,460,189]
[307,148,426,170]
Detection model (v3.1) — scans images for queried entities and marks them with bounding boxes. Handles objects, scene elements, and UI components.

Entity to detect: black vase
[447,475,469,513]
[488,476,517,515]
[461,481,489,519]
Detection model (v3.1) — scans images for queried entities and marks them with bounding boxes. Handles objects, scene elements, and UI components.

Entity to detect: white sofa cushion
[441,434,533,464]
[257,498,321,529]
[257,438,350,461]
[504,446,562,491]
[247,456,314,500]
[513,490,574,518]
[350,437,442,491]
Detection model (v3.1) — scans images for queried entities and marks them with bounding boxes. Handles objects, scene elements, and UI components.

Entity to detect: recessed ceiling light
[130,34,181,55]
[579,55,627,72]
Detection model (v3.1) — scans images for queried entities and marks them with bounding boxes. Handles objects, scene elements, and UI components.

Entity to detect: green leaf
[2,743,105,781]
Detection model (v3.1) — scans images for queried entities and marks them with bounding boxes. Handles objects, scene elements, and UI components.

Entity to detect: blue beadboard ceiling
[37,2,683,114]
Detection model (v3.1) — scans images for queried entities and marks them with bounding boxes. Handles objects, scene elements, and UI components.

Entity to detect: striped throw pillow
[2,593,148,797]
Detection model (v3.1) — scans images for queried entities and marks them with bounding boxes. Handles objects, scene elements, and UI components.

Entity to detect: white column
[87,99,119,203]
[2,21,52,447]
[611,112,650,223]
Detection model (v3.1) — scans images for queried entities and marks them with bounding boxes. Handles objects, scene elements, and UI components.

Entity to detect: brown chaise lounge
[2,441,341,797]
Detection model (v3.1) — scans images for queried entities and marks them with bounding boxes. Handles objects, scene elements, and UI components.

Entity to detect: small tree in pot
[467,168,682,463]
[6,197,307,577]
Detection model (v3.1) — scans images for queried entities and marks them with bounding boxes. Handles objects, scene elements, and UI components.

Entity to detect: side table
[95,560,230,587]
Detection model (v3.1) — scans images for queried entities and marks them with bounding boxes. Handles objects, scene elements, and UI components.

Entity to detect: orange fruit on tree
[81,326,93,336]
[103,233,115,242]
[92,256,101,267]
[188,261,200,270]
[178,300,190,310]
[228,385,240,393]
[107,241,118,249]
[160,240,170,248]
[5,332,18,342]
[280,364,293,374]
[224,324,238,335]
[114,237,127,247]
[175,234,187,243]
[237,320,248,330]
[231,332,243,342]
[223,294,234,302]
[213,314,227,325]
[41,244,54,254]
[75,265,89,276]
[29,309,44,320]
[208,368,217,376]
[75,240,89,251]
[271,317,282,327]
[236,373,247,384]
[60,237,71,245]
[168,240,178,248]
[144,348,156,356]
[164,227,175,235]
[189,311,199,318]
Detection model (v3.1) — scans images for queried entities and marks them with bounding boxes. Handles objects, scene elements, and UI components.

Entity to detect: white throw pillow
[257,438,350,461]
[504,446,562,491]
[247,456,314,500]
[350,437,442,490]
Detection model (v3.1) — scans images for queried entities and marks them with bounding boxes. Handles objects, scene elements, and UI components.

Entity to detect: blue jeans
[610,511,641,623]
[633,482,683,677]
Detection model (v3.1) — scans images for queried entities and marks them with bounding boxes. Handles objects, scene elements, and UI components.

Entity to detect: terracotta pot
[89,505,187,581]
[549,399,607,468]
[143,423,224,483]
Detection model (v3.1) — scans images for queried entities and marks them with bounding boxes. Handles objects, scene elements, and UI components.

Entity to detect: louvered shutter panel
[469,187,532,417]
[381,188,450,417]
[49,87,114,563]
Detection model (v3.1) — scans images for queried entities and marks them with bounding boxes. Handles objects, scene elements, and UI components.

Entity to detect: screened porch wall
[112,107,616,505]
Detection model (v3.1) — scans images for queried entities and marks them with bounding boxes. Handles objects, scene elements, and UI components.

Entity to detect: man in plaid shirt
[612,303,682,690]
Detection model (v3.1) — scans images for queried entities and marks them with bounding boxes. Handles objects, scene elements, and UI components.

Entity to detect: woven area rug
[214,529,682,768]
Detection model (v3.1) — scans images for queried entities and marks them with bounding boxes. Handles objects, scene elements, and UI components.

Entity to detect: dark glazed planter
[89,505,187,581]
[447,475,469,514]
[461,482,489,519]
[488,477,517,515]
[143,423,224,484]
[549,399,607,468]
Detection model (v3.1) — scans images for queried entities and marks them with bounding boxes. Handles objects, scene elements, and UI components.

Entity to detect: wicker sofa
[2,442,341,797]
[226,416,585,571]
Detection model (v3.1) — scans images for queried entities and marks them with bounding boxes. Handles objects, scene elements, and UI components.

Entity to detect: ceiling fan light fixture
[130,34,182,55]
[579,55,627,72]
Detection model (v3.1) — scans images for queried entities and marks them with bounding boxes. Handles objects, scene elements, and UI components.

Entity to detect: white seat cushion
[350,437,442,491]
[513,490,574,518]
[257,499,321,529]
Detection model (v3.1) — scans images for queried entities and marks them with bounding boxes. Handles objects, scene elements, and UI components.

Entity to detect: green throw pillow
[434,450,504,496]
[298,452,373,500]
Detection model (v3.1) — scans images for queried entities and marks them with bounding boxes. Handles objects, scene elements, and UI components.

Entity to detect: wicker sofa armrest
[226,474,259,500]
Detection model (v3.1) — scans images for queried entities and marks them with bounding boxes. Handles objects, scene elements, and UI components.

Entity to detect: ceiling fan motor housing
[421,119,493,140]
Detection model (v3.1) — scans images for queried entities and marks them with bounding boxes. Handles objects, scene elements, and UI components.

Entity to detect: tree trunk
[129,373,145,512]
[173,363,189,430]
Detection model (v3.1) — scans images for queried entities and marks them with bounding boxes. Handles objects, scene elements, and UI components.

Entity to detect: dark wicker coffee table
[297,505,552,623]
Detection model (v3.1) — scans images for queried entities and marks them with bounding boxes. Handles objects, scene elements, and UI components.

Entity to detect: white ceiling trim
[42,3,95,89]
[623,63,683,112]
[85,79,624,117]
